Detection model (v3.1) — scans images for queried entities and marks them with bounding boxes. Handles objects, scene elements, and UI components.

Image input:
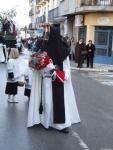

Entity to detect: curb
[71,67,108,72]
[108,69,113,72]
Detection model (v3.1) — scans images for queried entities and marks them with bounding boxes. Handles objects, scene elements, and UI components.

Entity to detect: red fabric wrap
[55,69,65,83]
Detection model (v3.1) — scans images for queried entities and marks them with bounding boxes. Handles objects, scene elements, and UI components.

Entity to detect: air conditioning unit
[75,15,84,27]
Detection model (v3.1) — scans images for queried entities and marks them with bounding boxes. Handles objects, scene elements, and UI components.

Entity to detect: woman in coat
[75,38,85,68]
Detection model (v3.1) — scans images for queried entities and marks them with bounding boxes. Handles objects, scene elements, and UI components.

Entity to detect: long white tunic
[7,58,25,82]
[27,57,80,130]
[0,44,6,62]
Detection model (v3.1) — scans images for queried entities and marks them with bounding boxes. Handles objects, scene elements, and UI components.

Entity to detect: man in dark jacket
[86,40,96,68]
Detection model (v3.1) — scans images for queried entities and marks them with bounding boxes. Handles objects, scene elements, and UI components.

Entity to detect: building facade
[29,0,113,64]
[75,0,113,64]
[29,0,37,36]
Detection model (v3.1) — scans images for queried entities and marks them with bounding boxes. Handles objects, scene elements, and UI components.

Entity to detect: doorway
[94,27,113,64]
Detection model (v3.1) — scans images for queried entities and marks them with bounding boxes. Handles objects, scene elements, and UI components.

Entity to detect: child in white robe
[5,48,24,103]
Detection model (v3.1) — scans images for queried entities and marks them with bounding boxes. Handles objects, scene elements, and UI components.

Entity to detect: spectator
[86,40,96,68]
[75,38,86,68]
[5,48,24,103]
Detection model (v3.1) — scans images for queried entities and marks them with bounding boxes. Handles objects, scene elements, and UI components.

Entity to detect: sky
[0,0,30,27]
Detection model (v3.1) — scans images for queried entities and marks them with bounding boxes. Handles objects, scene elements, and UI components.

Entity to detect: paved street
[81,72,113,87]
[0,58,113,149]
[72,71,113,150]
[0,62,83,150]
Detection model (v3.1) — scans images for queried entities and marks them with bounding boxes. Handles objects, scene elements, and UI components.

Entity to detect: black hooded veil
[46,27,69,124]
[46,27,69,65]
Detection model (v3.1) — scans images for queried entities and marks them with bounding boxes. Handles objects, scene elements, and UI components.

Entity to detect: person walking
[5,48,24,103]
[16,36,23,54]
[86,40,96,68]
[70,37,76,60]
[75,38,86,68]
[27,27,80,133]
[0,36,7,63]
[24,67,33,101]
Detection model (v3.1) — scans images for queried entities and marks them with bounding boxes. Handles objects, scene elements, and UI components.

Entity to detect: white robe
[27,57,80,130]
[0,44,6,62]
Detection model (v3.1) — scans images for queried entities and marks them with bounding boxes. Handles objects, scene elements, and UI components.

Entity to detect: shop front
[84,13,113,64]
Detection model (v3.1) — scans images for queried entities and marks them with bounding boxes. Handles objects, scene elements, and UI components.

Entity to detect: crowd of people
[64,36,96,68]
[2,26,81,134]
[15,34,96,70]
[0,21,96,134]
[0,25,97,134]
[27,27,81,133]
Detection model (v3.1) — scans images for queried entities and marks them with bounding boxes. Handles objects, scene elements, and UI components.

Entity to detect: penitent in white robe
[0,44,6,62]
[27,57,80,130]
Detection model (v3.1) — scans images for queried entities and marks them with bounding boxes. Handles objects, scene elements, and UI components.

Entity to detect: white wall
[59,0,76,16]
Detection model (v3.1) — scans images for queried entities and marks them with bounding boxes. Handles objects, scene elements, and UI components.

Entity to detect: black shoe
[60,128,70,134]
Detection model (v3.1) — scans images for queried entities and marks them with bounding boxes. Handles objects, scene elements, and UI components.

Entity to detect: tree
[0,8,17,47]
[0,8,17,21]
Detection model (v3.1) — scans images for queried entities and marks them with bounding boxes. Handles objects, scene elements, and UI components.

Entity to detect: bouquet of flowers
[29,51,51,70]
[29,50,65,83]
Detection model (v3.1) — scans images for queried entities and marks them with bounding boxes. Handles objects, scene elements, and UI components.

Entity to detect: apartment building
[35,0,61,31]
[35,0,49,27]
[59,0,113,64]
[59,0,77,38]
[29,0,36,29]
[29,0,113,64]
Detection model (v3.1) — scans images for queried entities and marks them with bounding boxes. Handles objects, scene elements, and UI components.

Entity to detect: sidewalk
[70,61,113,72]
[21,49,113,73]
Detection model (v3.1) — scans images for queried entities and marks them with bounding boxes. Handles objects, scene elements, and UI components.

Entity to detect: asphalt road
[0,62,113,150]
[72,70,113,150]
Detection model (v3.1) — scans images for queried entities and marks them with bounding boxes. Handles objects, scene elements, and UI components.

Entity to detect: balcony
[81,0,113,6]
[36,0,48,6]
[37,15,46,23]
[76,0,113,13]
[48,7,59,22]
[29,0,36,4]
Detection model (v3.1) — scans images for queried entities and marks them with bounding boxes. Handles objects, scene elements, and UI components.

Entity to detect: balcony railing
[48,7,59,21]
[36,0,48,5]
[81,0,113,6]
